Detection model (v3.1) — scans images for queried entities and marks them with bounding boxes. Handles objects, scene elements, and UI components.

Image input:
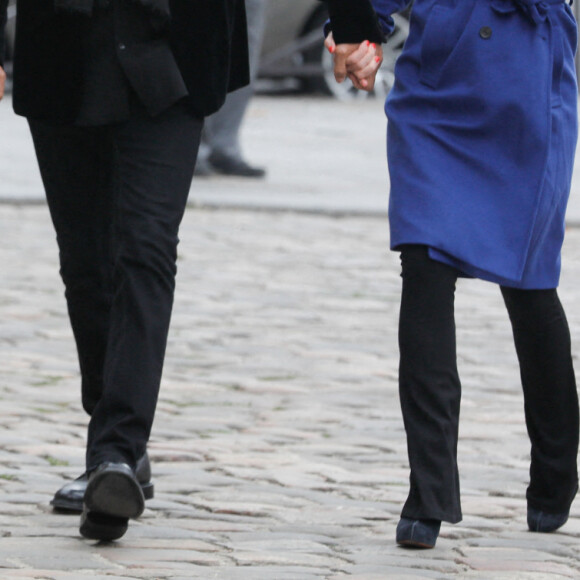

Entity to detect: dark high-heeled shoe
[527,507,569,533]
[396,517,441,549]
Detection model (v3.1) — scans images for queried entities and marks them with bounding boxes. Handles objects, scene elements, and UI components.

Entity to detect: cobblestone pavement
[1,204,580,579]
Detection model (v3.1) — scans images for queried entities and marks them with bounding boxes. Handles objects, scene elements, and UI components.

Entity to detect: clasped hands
[325,33,383,92]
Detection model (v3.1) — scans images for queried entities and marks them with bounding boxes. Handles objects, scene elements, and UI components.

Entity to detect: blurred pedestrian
[195,0,267,178]
[327,0,580,549]
[0,0,249,541]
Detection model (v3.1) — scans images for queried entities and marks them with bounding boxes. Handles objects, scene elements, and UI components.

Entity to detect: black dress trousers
[25,0,203,472]
[8,0,250,475]
[29,103,202,470]
[29,104,203,470]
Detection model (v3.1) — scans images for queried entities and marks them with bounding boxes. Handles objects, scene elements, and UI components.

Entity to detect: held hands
[324,33,383,92]
[0,67,5,101]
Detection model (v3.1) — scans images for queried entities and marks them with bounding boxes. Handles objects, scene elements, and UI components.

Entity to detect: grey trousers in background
[199,0,266,160]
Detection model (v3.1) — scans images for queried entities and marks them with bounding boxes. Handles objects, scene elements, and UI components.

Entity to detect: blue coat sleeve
[0,0,8,67]
[372,0,412,37]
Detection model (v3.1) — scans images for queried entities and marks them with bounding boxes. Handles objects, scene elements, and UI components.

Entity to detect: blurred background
[1,0,411,101]
[4,1,580,221]
[257,0,410,101]
[4,2,580,98]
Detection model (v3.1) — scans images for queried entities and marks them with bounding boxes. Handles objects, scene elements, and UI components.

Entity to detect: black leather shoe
[396,518,441,549]
[528,507,570,533]
[51,453,153,513]
[208,152,266,178]
[80,462,145,541]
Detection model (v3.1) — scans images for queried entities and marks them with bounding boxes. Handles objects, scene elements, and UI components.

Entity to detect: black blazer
[0,0,249,122]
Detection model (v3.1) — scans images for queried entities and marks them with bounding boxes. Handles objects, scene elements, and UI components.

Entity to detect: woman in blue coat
[326,0,580,548]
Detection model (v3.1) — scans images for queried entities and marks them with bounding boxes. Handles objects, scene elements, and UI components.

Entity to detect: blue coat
[374,0,578,288]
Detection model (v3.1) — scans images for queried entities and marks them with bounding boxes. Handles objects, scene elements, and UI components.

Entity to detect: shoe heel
[141,480,154,501]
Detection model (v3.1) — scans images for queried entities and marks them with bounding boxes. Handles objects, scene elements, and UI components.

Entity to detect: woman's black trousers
[398,245,579,523]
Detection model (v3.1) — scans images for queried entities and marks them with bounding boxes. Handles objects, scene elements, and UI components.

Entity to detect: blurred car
[259,0,410,100]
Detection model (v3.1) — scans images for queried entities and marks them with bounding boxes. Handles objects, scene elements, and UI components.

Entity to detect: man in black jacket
[0,0,248,541]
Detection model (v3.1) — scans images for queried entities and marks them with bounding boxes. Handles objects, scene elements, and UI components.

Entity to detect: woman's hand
[325,33,383,92]
[346,41,384,91]
[0,67,6,101]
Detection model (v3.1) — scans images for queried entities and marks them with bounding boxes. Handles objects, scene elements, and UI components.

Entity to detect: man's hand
[0,66,6,101]
[325,33,383,92]
[325,32,360,84]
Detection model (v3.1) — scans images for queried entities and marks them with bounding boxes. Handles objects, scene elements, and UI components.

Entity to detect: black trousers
[28,103,203,471]
[398,245,579,523]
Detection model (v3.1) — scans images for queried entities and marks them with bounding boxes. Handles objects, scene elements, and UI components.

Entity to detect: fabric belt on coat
[515,0,570,25]
[491,0,570,107]
[491,0,569,25]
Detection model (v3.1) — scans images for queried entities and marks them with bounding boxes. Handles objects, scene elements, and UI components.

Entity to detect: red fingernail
[329,46,335,54]
[375,56,381,62]
[371,43,376,50]
[365,40,370,46]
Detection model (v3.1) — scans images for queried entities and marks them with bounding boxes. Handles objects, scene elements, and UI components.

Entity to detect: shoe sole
[51,481,154,514]
[85,470,145,520]
[528,514,569,533]
[80,470,145,541]
[397,538,435,549]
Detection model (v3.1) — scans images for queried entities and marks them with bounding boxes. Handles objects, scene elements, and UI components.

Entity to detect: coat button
[479,26,492,40]
[119,43,126,51]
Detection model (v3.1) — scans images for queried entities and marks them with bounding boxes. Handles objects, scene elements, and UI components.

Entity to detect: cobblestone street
[1,204,580,578]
